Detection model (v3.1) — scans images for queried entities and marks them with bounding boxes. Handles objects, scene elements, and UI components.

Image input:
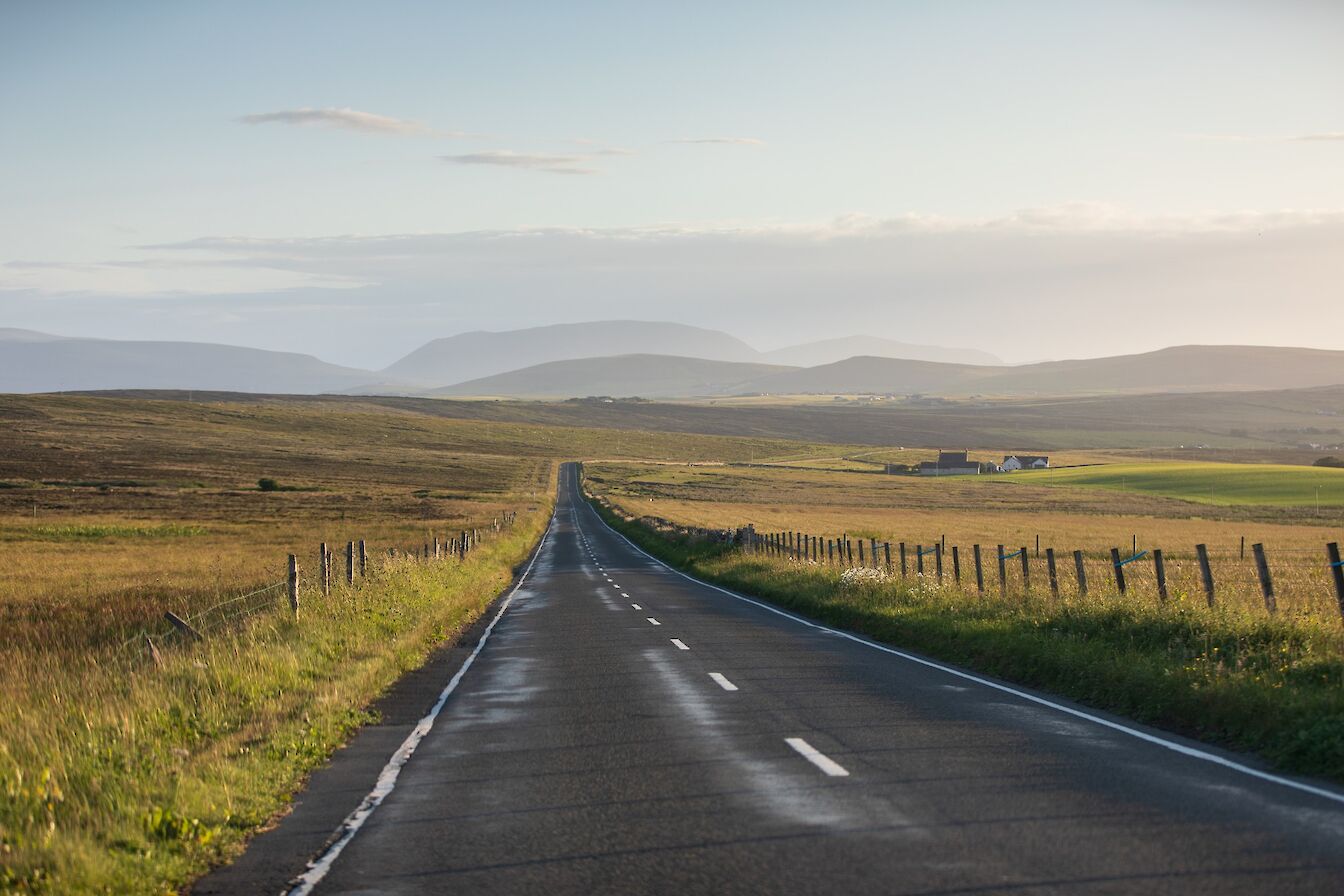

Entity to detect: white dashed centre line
[646,617,661,626]
[631,603,642,610]
[784,737,850,777]
[671,639,689,650]
[708,673,738,691]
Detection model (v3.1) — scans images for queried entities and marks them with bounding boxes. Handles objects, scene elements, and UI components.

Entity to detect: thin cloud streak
[668,137,765,145]
[440,151,599,175]
[238,107,449,136]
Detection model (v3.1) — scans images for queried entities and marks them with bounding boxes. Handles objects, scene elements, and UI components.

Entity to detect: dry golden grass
[589,461,1344,621]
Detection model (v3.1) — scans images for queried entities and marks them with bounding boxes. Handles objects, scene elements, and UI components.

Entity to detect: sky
[1,0,1341,368]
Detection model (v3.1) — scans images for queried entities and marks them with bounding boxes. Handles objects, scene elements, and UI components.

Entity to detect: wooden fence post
[952,545,961,584]
[1196,543,1215,606]
[1110,547,1126,594]
[346,541,355,585]
[1153,549,1168,602]
[997,544,1006,595]
[287,554,299,616]
[935,543,944,582]
[858,539,866,566]
[320,543,330,596]
[164,611,203,642]
[1252,543,1276,613]
[359,539,367,577]
[1046,548,1059,598]
[916,544,924,576]
[846,539,853,566]
[1327,543,1344,620]
[884,542,892,572]
[827,539,834,563]
[900,542,908,578]
[870,538,878,569]
[1019,547,1029,591]
[973,544,984,593]
[1074,550,1087,596]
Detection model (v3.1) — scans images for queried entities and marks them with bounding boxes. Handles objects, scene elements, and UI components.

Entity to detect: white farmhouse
[1002,454,1049,472]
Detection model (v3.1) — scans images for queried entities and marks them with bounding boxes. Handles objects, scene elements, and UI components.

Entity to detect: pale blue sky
[2,1,1341,366]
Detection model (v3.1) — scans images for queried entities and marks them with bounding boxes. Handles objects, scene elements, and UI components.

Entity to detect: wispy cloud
[668,137,765,146]
[238,107,445,136]
[440,150,600,175]
[1191,131,1344,144]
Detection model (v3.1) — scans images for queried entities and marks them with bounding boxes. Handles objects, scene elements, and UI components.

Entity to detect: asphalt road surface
[212,463,1344,895]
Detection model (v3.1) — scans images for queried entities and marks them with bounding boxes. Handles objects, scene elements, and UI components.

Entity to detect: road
[221,463,1344,895]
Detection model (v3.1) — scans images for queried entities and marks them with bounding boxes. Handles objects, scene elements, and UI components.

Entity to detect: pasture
[1010,460,1344,507]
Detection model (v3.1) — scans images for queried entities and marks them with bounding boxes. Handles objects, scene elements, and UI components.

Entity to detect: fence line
[110,509,525,666]
[727,523,1344,621]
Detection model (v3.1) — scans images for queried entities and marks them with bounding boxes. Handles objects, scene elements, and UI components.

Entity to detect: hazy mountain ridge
[0,331,383,394]
[4,325,1342,399]
[432,354,793,399]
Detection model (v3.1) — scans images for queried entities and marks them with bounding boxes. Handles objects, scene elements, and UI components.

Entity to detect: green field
[1013,461,1344,507]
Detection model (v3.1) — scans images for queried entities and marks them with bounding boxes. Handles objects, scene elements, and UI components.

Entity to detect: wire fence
[727,524,1344,622]
[108,510,524,667]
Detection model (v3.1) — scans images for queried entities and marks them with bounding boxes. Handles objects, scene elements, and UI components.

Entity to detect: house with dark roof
[1002,454,1049,471]
[917,450,982,476]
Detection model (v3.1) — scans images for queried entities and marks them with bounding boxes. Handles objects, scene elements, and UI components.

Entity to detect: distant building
[918,450,982,476]
[1002,454,1049,472]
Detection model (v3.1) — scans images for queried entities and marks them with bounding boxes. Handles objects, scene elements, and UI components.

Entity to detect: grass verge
[0,503,551,895]
[585,491,1344,786]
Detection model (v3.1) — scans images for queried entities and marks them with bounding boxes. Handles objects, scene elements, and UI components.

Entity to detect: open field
[0,394,846,894]
[586,461,1344,620]
[1009,460,1344,507]
[80,384,1344,459]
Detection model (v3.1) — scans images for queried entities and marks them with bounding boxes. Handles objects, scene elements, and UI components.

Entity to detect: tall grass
[588,496,1344,785]
[0,505,551,895]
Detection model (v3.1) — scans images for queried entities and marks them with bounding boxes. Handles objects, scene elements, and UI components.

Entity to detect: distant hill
[975,345,1344,395]
[426,345,1344,399]
[383,321,760,385]
[761,336,1000,367]
[382,320,1001,386]
[0,330,383,394]
[432,354,793,399]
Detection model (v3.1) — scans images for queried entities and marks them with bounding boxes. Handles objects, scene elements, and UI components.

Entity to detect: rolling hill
[382,320,760,386]
[423,345,1344,400]
[0,330,384,394]
[432,354,793,399]
[761,335,1001,367]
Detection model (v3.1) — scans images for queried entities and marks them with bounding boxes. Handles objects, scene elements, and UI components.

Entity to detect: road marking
[671,638,689,650]
[620,592,629,598]
[708,672,739,691]
[785,737,849,777]
[585,488,1344,808]
[646,617,661,626]
[632,603,642,610]
[286,518,554,896]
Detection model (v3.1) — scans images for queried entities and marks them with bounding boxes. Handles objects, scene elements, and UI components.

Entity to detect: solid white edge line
[581,486,1344,807]
[671,638,690,650]
[285,517,555,895]
[785,736,850,777]
[709,672,739,691]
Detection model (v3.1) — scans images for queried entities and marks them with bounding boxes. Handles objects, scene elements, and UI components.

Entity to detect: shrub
[257,478,280,491]
[1313,457,1344,469]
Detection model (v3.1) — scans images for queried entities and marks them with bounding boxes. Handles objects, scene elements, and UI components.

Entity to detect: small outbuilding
[918,450,982,476]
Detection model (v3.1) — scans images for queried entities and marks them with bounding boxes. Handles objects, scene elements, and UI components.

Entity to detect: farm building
[1002,454,1049,471]
[918,450,982,476]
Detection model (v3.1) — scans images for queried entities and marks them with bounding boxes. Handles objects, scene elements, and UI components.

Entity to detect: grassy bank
[585,493,1344,785]
[0,505,550,895]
